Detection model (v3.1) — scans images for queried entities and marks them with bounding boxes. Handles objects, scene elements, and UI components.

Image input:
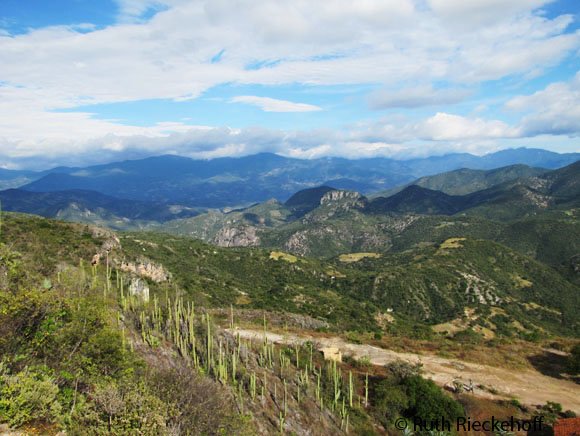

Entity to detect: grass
[512,274,533,288]
[439,237,466,249]
[338,252,381,263]
[269,251,299,263]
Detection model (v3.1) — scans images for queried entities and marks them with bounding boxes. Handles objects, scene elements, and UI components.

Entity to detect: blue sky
[0,0,579,168]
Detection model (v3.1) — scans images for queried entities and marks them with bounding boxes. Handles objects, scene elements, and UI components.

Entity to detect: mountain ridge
[14,148,579,208]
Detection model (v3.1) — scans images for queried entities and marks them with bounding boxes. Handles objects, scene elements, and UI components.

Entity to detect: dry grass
[439,237,466,249]
[512,274,533,288]
[235,294,252,305]
[338,252,381,263]
[269,251,298,263]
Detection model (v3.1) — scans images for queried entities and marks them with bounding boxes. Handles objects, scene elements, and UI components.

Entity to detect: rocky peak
[320,190,367,209]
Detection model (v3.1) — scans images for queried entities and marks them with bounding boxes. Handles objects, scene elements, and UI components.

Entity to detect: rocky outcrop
[89,226,121,265]
[319,190,367,209]
[320,347,342,362]
[213,225,260,247]
[119,259,169,283]
[129,277,150,302]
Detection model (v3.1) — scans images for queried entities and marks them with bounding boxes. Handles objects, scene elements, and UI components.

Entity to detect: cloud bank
[0,0,578,167]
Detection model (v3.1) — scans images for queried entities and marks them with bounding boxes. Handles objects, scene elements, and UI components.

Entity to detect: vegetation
[0,154,578,434]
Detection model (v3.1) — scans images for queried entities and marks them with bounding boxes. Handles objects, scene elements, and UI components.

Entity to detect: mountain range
[2,147,578,210]
[154,160,579,265]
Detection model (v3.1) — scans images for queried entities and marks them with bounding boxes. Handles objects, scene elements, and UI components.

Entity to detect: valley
[3,1,580,434]
[0,150,578,435]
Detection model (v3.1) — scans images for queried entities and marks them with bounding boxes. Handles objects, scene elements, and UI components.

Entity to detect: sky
[0,0,579,169]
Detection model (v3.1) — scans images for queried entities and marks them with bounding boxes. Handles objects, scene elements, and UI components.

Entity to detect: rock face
[90,225,121,265]
[213,225,260,247]
[129,277,150,302]
[320,347,342,362]
[119,259,169,283]
[319,190,367,209]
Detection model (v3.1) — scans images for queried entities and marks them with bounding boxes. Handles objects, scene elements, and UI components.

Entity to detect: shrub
[402,375,464,423]
[372,379,409,426]
[567,343,580,375]
[69,379,168,435]
[385,359,424,380]
[0,366,62,427]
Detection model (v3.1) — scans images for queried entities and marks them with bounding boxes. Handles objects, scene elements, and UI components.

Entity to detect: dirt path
[232,329,580,412]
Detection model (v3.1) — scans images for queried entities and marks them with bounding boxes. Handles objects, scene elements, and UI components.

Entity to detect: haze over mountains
[1,147,578,215]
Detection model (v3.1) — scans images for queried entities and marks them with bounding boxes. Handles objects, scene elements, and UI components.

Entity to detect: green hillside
[372,164,547,197]
[0,213,471,434]
[1,212,578,434]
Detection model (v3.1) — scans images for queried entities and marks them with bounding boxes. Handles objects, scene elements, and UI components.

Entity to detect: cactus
[283,379,288,417]
[250,371,256,399]
[348,371,353,407]
[206,313,212,372]
[316,370,321,402]
[263,371,268,398]
[364,372,369,407]
[295,343,300,369]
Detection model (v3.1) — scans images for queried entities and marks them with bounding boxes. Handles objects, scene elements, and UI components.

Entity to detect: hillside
[1,212,578,434]
[372,164,547,197]
[0,189,199,229]
[155,161,579,270]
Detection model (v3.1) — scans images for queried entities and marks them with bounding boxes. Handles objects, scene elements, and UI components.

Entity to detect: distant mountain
[18,148,579,208]
[371,160,580,220]
[370,185,462,215]
[20,153,412,207]
[403,148,579,176]
[372,164,547,197]
[0,189,198,229]
[284,186,337,218]
[0,168,39,190]
[156,161,580,269]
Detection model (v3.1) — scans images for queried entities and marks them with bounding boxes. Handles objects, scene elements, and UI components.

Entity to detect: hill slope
[373,164,547,197]
[0,189,198,229]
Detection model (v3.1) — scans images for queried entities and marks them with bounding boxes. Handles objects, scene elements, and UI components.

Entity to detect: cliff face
[119,259,169,283]
[213,225,261,247]
[319,190,368,209]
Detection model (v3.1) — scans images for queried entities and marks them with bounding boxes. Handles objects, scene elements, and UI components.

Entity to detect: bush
[0,366,62,427]
[453,328,484,345]
[385,359,423,380]
[69,378,168,435]
[149,363,252,435]
[402,375,464,423]
[372,379,409,426]
[567,343,580,375]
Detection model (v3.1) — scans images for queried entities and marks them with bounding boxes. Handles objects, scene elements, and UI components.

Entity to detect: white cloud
[0,0,578,165]
[0,108,525,169]
[427,0,552,28]
[506,72,580,136]
[369,85,470,109]
[418,112,517,141]
[231,96,322,112]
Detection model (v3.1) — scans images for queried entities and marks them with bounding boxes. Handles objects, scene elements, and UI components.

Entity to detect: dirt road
[232,329,580,412]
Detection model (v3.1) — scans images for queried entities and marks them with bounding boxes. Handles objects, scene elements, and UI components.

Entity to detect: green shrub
[567,343,580,375]
[0,366,62,427]
[372,379,409,426]
[69,379,168,435]
[402,375,464,423]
